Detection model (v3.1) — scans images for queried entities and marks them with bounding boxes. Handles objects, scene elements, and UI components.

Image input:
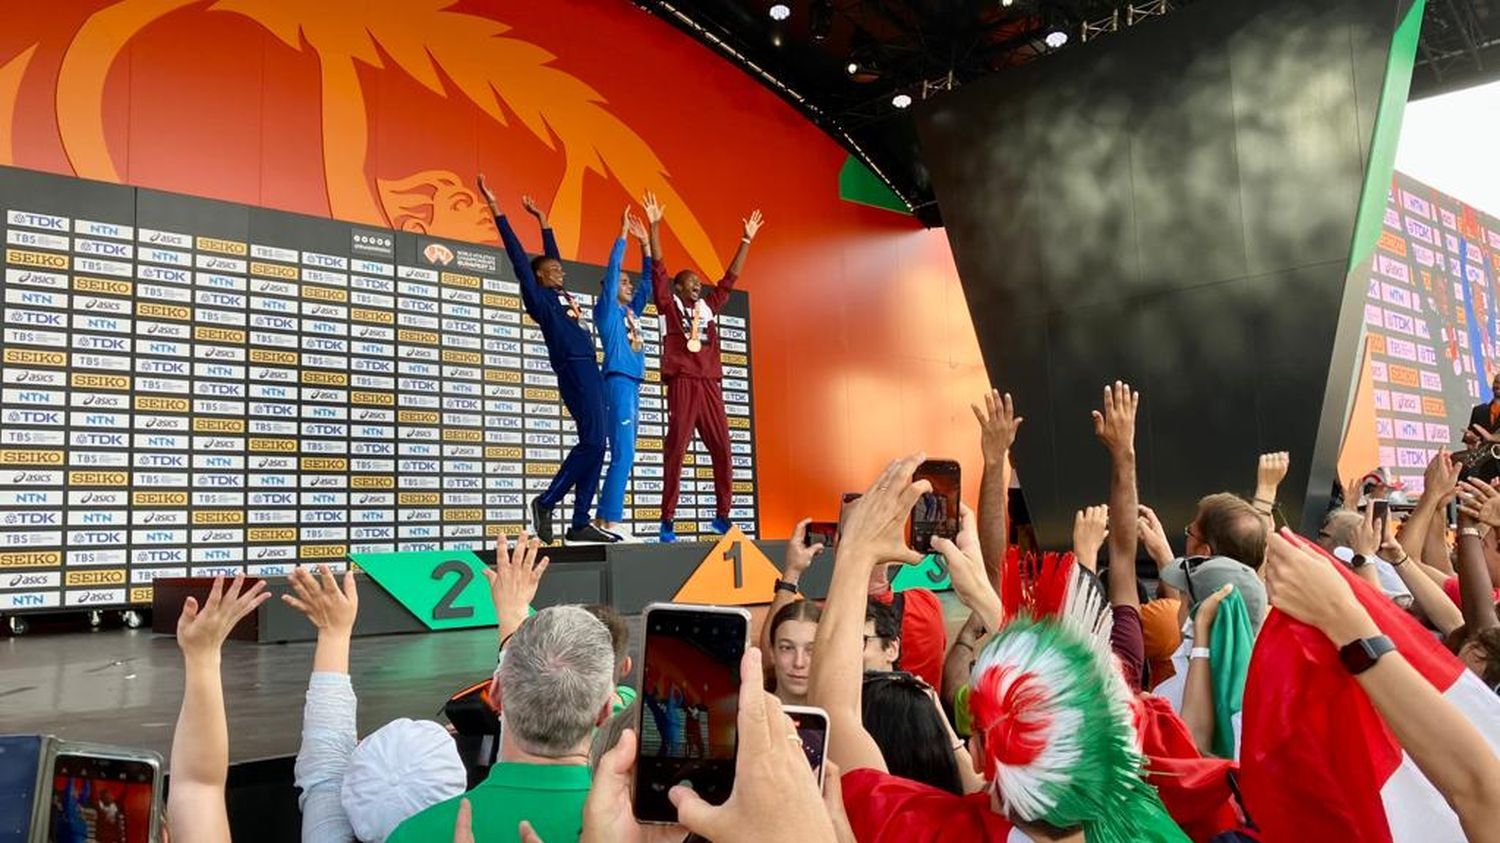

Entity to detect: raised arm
[759,519,823,672]
[598,207,631,315]
[1266,532,1500,841]
[484,532,550,647]
[522,194,561,261]
[725,210,763,279]
[1456,479,1500,635]
[1397,451,1460,569]
[169,575,271,843]
[643,192,672,312]
[479,174,541,307]
[1252,452,1290,529]
[627,211,653,316]
[1093,381,1141,608]
[285,565,361,843]
[808,455,928,773]
[972,389,1022,592]
[1179,583,1233,754]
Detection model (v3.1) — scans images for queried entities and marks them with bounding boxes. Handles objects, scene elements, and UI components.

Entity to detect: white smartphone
[783,704,830,788]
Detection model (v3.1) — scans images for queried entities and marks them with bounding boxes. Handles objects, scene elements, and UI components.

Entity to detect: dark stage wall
[918,0,1423,546]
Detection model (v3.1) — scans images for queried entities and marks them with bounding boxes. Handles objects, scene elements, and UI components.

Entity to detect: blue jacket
[594,237,652,380]
[495,214,594,363]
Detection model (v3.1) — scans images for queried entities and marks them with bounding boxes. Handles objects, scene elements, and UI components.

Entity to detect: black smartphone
[0,735,45,843]
[783,705,829,788]
[911,459,961,553]
[633,603,751,824]
[804,521,838,548]
[1373,499,1390,539]
[49,746,163,843]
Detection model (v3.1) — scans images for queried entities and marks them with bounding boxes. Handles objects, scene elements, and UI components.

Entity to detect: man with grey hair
[387,604,615,842]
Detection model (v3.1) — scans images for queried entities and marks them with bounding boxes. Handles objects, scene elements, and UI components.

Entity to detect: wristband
[1253,496,1276,507]
[1392,553,1411,567]
[1461,527,1483,538]
[774,578,799,595]
[1189,647,1212,660]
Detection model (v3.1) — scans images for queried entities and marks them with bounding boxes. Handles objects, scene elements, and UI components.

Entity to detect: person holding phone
[593,203,655,542]
[477,175,619,546]
[648,200,764,542]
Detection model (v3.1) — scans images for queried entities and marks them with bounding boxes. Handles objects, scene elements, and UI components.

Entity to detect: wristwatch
[1349,553,1369,569]
[774,578,799,595]
[1339,635,1395,675]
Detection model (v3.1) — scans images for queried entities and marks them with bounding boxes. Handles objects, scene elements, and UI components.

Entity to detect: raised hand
[1192,583,1234,645]
[1352,504,1380,558]
[1257,452,1290,494]
[476,174,498,209]
[642,191,665,224]
[836,454,930,570]
[521,194,549,226]
[486,532,550,640]
[176,573,270,660]
[742,209,765,241]
[281,564,358,635]
[1136,504,1173,566]
[1091,381,1138,456]
[971,389,1022,466]
[1072,505,1109,571]
[932,503,1001,623]
[1342,475,1362,510]
[1263,530,1370,644]
[784,519,824,582]
[625,210,648,242]
[1424,449,1462,502]
[669,648,835,843]
[1458,478,1500,528]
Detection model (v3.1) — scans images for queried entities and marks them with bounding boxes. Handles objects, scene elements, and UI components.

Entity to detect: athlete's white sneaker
[601,523,640,543]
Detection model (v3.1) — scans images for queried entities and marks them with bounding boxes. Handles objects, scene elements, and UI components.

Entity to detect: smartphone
[0,735,46,843]
[783,705,829,788]
[910,459,961,553]
[633,603,751,824]
[1373,499,1390,539]
[837,493,862,543]
[804,521,838,549]
[48,744,163,843]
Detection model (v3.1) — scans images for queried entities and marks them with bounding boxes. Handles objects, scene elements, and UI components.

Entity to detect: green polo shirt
[385,762,590,843]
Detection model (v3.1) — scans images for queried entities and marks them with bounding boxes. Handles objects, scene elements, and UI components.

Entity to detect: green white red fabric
[1239,536,1500,842]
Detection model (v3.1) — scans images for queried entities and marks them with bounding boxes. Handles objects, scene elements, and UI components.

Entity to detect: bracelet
[1189,647,1212,660]
[1392,553,1411,567]
[952,741,967,753]
[1461,527,1483,538]
[774,578,799,595]
[1253,496,1276,507]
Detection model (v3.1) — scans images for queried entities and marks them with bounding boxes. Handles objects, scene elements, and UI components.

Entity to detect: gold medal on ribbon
[686,310,703,354]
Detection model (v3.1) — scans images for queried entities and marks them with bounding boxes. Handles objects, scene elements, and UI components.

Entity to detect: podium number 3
[724,541,743,589]
[432,560,476,621]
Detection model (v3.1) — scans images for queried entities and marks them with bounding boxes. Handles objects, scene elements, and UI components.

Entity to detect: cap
[1158,555,1267,627]
[341,718,467,843]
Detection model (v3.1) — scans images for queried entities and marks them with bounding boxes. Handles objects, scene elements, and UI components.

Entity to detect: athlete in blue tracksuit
[594,212,653,540]
[478,175,614,545]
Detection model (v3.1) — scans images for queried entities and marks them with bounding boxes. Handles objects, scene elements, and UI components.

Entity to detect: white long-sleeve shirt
[294,672,358,843]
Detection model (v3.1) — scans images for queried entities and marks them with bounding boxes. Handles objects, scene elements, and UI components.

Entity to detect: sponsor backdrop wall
[0,1,988,609]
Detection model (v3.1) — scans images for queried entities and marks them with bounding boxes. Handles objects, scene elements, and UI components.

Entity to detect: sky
[1395,78,1500,217]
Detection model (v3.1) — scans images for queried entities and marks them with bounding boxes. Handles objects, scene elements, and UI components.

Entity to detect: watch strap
[774,578,799,595]
[1339,635,1395,675]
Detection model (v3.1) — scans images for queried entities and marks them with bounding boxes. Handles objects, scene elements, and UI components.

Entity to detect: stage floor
[2,596,964,767]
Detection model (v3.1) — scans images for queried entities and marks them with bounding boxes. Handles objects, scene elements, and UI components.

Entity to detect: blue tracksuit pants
[539,356,607,528]
[598,372,642,523]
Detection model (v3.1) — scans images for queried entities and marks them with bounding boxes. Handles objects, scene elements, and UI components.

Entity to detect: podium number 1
[431,559,476,621]
[724,541,743,589]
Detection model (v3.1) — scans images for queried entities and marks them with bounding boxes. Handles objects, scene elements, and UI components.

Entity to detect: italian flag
[1238,542,1500,842]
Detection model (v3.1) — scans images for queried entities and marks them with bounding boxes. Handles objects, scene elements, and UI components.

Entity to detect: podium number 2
[724,541,743,589]
[431,560,476,621]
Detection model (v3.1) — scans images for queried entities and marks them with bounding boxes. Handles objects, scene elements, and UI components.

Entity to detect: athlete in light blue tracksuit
[593,210,653,540]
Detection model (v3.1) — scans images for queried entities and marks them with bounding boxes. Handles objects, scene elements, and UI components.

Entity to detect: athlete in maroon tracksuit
[647,195,764,542]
